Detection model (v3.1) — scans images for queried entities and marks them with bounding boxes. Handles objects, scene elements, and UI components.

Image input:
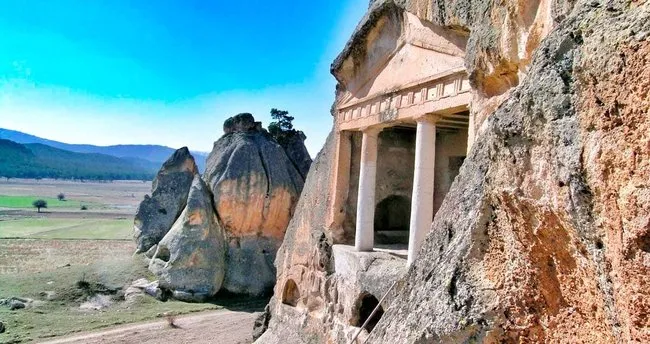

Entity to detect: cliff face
[369,1,649,342]
[334,0,576,148]
[258,0,649,343]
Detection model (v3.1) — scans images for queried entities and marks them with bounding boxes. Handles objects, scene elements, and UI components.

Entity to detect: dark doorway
[374,195,411,245]
[353,293,384,333]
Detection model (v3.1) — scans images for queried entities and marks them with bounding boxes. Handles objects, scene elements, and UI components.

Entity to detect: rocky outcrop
[134,147,197,253]
[149,175,227,302]
[135,114,311,299]
[204,113,306,296]
[259,0,649,343]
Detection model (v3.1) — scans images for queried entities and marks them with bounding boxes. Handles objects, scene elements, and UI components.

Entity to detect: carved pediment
[335,11,469,110]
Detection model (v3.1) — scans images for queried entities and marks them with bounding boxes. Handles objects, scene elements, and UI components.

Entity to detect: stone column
[355,127,381,252]
[408,116,436,265]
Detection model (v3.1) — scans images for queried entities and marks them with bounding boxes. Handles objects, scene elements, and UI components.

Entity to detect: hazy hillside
[0,128,208,171]
[0,139,157,180]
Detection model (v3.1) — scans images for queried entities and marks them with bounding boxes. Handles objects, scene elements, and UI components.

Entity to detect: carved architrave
[334,11,471,132]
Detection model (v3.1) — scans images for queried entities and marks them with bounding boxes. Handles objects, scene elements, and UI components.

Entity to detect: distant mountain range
[0,128,208,173]
[0,139,159,180]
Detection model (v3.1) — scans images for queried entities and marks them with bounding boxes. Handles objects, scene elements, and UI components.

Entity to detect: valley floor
[0,179,264,343]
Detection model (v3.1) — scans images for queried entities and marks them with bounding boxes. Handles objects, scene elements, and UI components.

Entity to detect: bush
[80,205,88,211]
[57,193,66,201]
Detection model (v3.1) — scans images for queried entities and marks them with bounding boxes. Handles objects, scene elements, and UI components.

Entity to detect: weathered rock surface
[259,0,650,343]
[135,113,310,299]
[366,2,650,343]
[134,147,198,253]
[204,113,306,296]
[223,112,262,134]
[0,297,31,311]
[149,175,227,302]
[278,132,312,179]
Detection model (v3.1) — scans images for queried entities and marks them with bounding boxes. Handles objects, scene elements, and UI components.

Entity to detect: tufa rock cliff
[257,0,649,343]
[368,1,650,342]
[135,113,311,298]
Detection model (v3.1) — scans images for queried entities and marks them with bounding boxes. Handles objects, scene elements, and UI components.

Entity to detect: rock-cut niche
[281,279,300,307]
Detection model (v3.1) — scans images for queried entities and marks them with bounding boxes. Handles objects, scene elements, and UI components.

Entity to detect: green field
[0,218,133,239]
[0,195,98,210]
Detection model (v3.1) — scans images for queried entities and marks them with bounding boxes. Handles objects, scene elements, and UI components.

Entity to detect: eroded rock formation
[257,0,649,343]
[149,175,227,302]
[204,113,306,295]
[135,114,310,298]
[134,147,197,253]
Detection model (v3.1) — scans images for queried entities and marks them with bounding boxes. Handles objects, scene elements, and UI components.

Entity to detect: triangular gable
[336,11,468,109]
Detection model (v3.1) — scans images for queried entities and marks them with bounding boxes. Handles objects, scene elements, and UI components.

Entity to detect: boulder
[149,175,227,302]
[0,321,5,334]
[223,113,262,134]
[9,300,25,311]
[134,147,198,253]
[204,113,306,295]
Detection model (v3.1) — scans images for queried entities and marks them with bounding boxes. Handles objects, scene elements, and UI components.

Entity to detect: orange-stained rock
[578,36,650,343]
[204,113,307,295]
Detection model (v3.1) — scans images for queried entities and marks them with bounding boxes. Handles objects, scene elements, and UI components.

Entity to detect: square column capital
[359,125,384,137]
[414,114,440,124]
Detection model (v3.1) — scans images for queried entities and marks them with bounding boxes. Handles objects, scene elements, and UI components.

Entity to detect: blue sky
[0,0,368,155]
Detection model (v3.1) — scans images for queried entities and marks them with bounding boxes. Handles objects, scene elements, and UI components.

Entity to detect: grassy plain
[0,179,246,344]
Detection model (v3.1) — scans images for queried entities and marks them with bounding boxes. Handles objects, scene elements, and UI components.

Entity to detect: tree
[57,193,66,201]
[268,108,299,146]
[32,199,47,213]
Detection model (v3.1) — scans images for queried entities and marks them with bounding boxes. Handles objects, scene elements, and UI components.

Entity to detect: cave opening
[353,293,384,333]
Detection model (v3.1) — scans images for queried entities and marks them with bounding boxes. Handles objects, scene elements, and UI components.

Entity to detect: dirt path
[37,309,260,344]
